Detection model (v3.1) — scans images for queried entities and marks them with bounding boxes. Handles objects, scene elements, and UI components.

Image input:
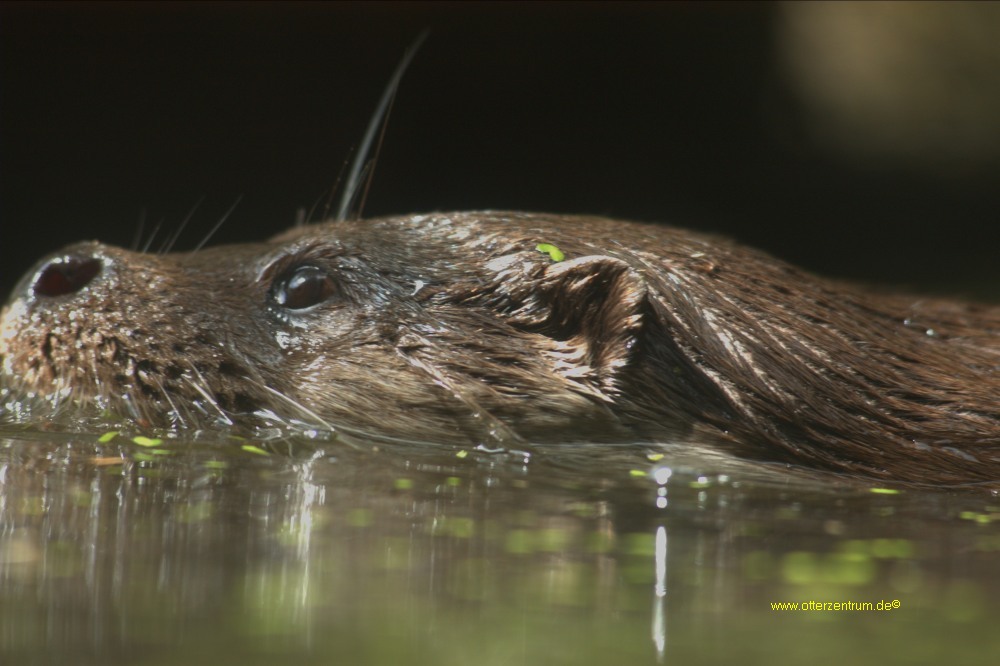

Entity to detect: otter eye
[271,265,339,310]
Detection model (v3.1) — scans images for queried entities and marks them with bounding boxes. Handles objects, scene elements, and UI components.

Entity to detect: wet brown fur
[3,212,1000,485]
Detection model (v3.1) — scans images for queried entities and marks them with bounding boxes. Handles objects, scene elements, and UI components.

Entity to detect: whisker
[301,175,340,229]
[335,31,427,222]
[150,373,187,429]
[182,364,234,426]
[140,217,165,254]
[191,195,243,253]
[258,384,336,432]
[160,196,206,255]
[396,342,522,449]
[318,158,351,223]
[130,209,147,252]
[258,384,407,450]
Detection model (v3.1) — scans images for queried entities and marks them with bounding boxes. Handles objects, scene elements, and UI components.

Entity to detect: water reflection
[1,432,998,665]
[652,524,667,660]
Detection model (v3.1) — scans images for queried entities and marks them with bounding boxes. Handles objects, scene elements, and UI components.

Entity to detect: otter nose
[30,253,104,298]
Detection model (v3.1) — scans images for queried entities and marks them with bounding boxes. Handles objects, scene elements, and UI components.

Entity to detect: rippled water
[0,427,997,665]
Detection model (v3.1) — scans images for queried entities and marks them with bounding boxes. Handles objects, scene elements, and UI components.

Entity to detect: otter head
[0,213,667,444]
[7,210,1000,483]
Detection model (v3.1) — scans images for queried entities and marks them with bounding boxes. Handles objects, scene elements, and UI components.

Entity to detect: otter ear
[512,255,648,391]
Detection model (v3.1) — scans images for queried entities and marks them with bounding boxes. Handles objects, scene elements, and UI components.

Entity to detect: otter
[2,211,1000,485]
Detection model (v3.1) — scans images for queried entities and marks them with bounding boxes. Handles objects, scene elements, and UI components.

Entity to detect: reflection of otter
[2,212,999,484]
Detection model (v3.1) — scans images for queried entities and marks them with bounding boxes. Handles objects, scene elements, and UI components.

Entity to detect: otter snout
[0,238,288,429]
[1,242,127,395]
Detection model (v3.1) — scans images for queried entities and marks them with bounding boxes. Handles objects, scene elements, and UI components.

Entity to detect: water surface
[1,428,997,665]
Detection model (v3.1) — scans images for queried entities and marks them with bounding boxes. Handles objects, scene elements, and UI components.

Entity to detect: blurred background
[3,2,1000,298]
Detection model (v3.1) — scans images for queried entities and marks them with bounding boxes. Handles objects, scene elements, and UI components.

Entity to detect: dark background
[3,2,1000,299]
